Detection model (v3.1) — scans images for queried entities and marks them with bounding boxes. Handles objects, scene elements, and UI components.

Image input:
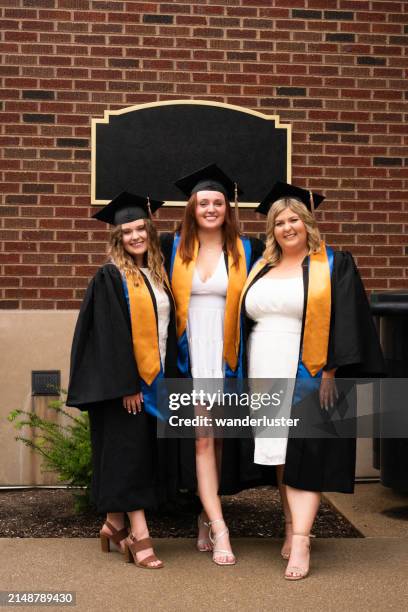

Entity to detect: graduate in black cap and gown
[67,192,178,569]
[236,182,384,579]
[160,164,264,566]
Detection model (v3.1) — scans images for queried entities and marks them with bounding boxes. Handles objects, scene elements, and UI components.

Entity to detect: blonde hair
[263,197,322,267]
[108,218,166,286]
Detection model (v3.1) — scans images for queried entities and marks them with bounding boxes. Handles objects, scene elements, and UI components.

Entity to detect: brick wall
[1,0,407,309]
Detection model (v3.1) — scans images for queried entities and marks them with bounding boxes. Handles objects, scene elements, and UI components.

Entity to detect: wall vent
[31,371,61,396]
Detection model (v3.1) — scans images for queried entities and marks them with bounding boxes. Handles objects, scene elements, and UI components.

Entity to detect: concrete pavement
[1,483,407,611]
[325,482,408,538]
[1,536,407,611]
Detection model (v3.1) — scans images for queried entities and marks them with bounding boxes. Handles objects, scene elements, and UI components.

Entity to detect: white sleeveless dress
[245,276,304,465]
[140,267,170,369]
[187,253,228,380]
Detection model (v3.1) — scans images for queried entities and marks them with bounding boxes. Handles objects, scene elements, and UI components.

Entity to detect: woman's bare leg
[285,486,320,577]
[100,512,126,552]
[196,435,234,563]
[276,465,292,557]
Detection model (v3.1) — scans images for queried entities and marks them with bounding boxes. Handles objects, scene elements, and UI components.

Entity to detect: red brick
[40,288,73,299]
[21,301,55,309]
[276,64,308,75]
[21,255,56,266]
[160,3,191,14]
[4,9,38,18]
[73,265,100,277]
[23,277,54,288]
[5,265,38,276]
[390,257,408,266]
[57,276,89,288]
[5,31,38,42]
[41,265,73,277]
[6,288,38,299]
[21,230,54,240]
[389,279,408,289]
[74,11,107,22]
[39,242,72,252]
[57,300,82,308]
[0,300,20,309]
[57,254,89,264]
[55,231,88,241]
[0,276,20,286]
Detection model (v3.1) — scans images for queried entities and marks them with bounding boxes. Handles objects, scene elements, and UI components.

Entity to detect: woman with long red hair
[161,164,264,566]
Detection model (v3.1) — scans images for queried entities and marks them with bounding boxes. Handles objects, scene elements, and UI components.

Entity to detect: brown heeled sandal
[124,533,164,569]
[99,520,128,554]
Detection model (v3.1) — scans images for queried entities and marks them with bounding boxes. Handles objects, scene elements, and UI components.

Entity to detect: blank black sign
[93,102,290,204]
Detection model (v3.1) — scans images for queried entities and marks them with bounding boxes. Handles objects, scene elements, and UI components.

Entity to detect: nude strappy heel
[197,513,213,552]
[284,534,312,581]
[281,519,292,560]
[208,518,236,566]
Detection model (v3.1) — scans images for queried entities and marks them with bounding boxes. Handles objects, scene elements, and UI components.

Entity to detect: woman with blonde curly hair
[67,192,178,569]
[237,182,384,580]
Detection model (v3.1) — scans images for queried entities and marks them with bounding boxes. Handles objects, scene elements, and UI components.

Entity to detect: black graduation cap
[175,163,243,201]
[92,191,164,226]
[256,181,325,216]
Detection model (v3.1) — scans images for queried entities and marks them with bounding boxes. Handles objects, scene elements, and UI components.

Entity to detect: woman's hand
[123,392,144,415]
[319,369,338,411]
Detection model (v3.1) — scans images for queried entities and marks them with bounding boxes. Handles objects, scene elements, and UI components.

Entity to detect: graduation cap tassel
[309,190,315,216]
[234,181,240,227]
[146,196,153,219]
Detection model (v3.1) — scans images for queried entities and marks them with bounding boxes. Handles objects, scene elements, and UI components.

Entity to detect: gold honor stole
[125,271,163,386]
[302,242,332,376]
[171,237,247,372]
[236,242,332,377]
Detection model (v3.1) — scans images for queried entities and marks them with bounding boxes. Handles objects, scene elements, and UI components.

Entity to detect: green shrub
[8,392,92,512]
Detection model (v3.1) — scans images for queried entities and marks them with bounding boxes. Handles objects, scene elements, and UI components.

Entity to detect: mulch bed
[0,487,361,538]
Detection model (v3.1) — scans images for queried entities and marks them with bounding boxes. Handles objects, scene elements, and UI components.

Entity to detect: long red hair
[177,193,241,267]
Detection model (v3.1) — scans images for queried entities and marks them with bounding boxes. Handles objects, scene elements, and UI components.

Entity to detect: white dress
[140,268,170,369]
[187,253,228,381]
[245,275,304,465]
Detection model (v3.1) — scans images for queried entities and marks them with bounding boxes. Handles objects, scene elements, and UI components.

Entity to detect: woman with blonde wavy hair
[237,182,384,580]
[263,197,322,266]
[67,192,178,570]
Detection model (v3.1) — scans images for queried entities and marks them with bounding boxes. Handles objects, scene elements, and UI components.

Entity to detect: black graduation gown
[160,232,270,494]
[66,263,179,512]
[240,250,385,493]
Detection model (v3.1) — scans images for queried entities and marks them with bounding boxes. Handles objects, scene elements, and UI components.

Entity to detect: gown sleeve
[159,232,174,278]
[66,264,141,409]
[325,251,385,377]
[249,236,265,269]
